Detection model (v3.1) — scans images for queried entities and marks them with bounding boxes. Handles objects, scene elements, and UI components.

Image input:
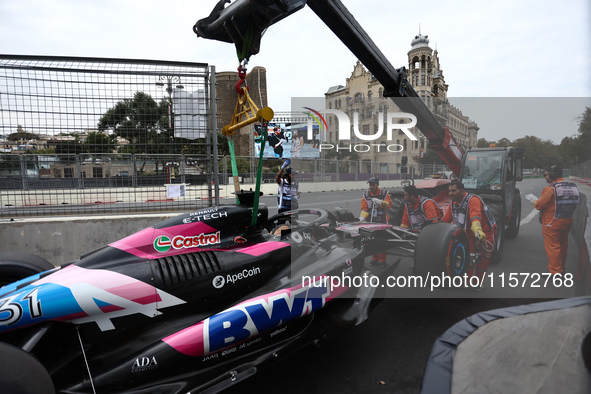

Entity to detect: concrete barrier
[0,213,184,266]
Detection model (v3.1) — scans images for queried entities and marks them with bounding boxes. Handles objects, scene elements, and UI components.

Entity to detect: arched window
[354,93,363,103]
[368,90,372,101]
[338,99,342,107]
[329,101,332,109]
[403,139,407,149]
[378,88,383,98]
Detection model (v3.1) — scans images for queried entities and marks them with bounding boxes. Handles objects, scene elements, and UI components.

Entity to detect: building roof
[326,85,346,94]
[411,34,430,49]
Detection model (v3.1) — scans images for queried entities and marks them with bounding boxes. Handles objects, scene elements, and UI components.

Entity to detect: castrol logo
[153,232,221,253]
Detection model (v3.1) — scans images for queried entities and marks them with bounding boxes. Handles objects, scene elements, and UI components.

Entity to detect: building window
[378,88,383,97]
[338,99,342,107]
[93,167,103,178]
[421,75,425,85]
[379,106,382,112]
[329,102,332,109]
[329,132,333,142]
[367,107,373,118]
[368,90,372,101]
[363,124,370,135]
[64,168,74,178]
[53,168,61,178]
[329,116,332,126]
[354,93,363,103]
[403,139,407,149]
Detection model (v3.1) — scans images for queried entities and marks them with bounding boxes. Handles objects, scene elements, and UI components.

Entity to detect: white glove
[372,198,382,205]
[525,193,538,205]
[358,216,366,223]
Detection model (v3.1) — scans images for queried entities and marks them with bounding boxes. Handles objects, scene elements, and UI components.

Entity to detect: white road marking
[521,208,539,225]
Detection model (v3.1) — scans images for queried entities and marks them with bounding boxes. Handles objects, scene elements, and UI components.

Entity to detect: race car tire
[413,222,470,283]
[388,189,405,226]
[484,200,505,265]
[505,189,521,239]
[326,207,356,224]
[0,342,55,394]
[0,252,54,287]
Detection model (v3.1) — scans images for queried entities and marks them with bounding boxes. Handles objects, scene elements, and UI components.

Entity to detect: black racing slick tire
[413,222,470,281]
[388,189,405,226]
[0,342,55,394]
[505,189,521,239]
[0,252,54,287]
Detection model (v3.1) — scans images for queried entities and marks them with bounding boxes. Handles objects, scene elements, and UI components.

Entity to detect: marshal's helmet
[367,176,379,185]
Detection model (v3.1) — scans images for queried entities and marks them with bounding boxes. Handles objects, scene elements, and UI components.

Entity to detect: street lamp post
[156,76,183,155]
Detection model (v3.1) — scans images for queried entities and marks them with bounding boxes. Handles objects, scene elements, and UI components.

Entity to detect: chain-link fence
[0,55,216,217]
[0,55,453,217]
[570,160,591,179]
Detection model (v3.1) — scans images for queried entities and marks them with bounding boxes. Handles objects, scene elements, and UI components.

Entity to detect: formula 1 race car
[0,192,491,393]
[0,195,408,394]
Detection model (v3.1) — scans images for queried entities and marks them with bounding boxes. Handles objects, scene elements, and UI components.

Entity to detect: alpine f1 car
[0,186,500,394]
[0,194,402,393]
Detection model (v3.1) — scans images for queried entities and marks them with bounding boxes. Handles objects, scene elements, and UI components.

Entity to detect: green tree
[98,92,172,172]
[8,125,39,141]
[84,131,117,154]
[98,92,167,144]
[574,107,591,162]
[496,137,511,147]
[511,135,555,169]
[558,136,578,168]
[477,138,492,148]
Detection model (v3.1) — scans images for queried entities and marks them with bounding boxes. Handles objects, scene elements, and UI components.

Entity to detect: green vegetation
[426,107,591,169]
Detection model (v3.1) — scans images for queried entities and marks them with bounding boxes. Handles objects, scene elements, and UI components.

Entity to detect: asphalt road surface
[224,178,583,393]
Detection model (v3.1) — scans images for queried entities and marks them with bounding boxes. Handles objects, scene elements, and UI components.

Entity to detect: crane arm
[194,0,463,173]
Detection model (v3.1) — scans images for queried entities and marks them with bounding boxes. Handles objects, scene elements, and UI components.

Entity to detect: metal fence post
[76,155,84,189]
[210,65,220,206]
[132,155,138,188]
[19,155,28,191]
[222,156,226,185]
[180,154,186,184]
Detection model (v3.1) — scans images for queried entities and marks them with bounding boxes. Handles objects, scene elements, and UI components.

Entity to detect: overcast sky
[1,0,590,143]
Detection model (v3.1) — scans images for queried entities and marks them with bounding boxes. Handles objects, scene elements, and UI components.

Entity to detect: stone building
[407,33,478,151]
[324,33,478,175]
[215,66,268,157]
